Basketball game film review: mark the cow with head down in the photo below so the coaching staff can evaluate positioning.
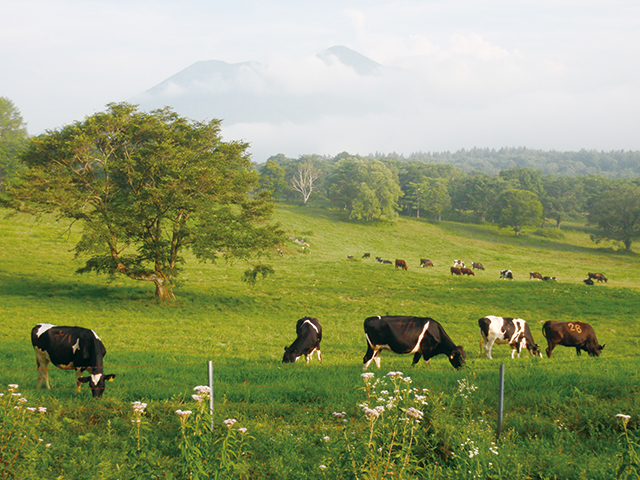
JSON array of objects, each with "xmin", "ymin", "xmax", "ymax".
[
  {"xmin": 283, "ymin": 316, "xmax": 323, "ymax": 364},
  {"xmin": 479, "ymin": 316, "xmax": 542, "ymax": 359},
  {"xmin": 31, "ymin": 324, "xmax": 116, "ymax": 398},
  {"xmin": 363, "ymin": 315, "xmax": 466, "ymax": 370},
  {"xmin": 542, "ymin": 321, "xmax": 605, "ymax": 357}
]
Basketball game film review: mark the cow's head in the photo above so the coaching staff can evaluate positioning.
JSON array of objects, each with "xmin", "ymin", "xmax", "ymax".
[
  {"xmin": 449, "ymin": 346, "xmax": 466, "ymax": 369},
  {"xmin": 282, "ymin": 346, "xmax": 298, "ymax": 363},
  {"xmin": 78, "ymin": 373, "xmax": 116, "ymax": 398},
  {"xmin": 527, "ymin": 342, "xmax": 543, "ymax": 358},
  {"xmin": 592, "ymin": 344, "xmax": 606, "ymax": 357}
]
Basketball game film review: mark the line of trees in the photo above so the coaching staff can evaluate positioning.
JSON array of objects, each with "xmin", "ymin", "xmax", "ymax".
[{"xmin": 259, "ymin": 152, "xmax": 640, "ymax": 251}]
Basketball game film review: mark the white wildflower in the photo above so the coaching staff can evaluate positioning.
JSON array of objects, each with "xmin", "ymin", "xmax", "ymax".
[
  {"xmin": 8, "ymin": 384, "xmax": 18, "ymax": 391},
  {"xmin": 332, "ymin": 411, "xmax": 346, "ymax": 419},
  {"xmin": 323, "ymin": 436, "xmax": 330, "ymax": 442},
  {"xmin": 193, "ymin": 385, "xmax": 211, "ymax": 396},
  {"xmin": 617, "ymin": 414, "xmax": 631, "ymax": 420},
  {"xmin": 223, "ymin": 418, "xmax": 237, "ymax": 428},
  {"xmin": 175, "ymin": 409, "xmax": 192, "ymax": 417},
  {"xmin": 238, "ymin": 428, "xmax": 247, "ymax": 434},
  {"xmin": 319, "ymin": 465, "xmax": 327, "ymax": 470},
  {"xmin": 406, "ymin": 407, "xmax": 424, "ymax": 421}
]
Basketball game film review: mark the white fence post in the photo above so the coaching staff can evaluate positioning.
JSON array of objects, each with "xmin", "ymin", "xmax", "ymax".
[
  {"xmin": 208, "ymin": 360, "xmax": 214, "ymax": 432},
  {"xmin": 496, "ymin": 363, "xmax": 505, "ymax": 438}
]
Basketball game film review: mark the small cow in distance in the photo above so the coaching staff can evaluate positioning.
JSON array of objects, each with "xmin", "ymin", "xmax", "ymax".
[
  {"xmin": 500, "ymin": 270, "xmax": 514, "ymax": 280},
  {"xmin": 588, "ymin": 272, "xmax": 608, "ymax": 283},
  {"xmin": 450, "ymin": 266, "xmax": 462, "ymax": 276},
  {"xmin": 584, "ymin": 278, "xmax": 594, "ymax": 285},
  {"xmin": 31, "ymin": 324, "xmax": 116, "ymax": 398},
  {"xmin": 363, "ymin": 315, "xmax": 465, "ymax": 370},
  {"xmin": 543, "ymin": 276, "xmax": 558, "ymax": 281},
  {"xmin": 453, "ymin": 259, "xmax": 465, "ymax": 268},
  {"xmin": 420, "ymin": 259, "xmax": 434, "ymax": 267},
  {"xmin": 395, "ymin": 259, "xmax": 408, "ymax": 270},
  {"xmin": 542, "ymin": 321, "xmax": 605, "ymax": 357},
  {"xmin": 529, "ymin": 272, "xmax": 543, "ymax": 280},
  {"xmin": 479, "ymin": 316, "xmax": 542, "ymax": 359},
  {"xmin": 460, "ymin": 267, "xmax": 475, "ymax": 276},
  {"xmin": 471, "ymin": 262, "xmax": 485, "ymax": 270},
  {"xmin": 283, "ymin": 317, "xmax": 323, "ymax": 364},
  {"xmin": 363, "ymin": 253, "xmax": 371, "ymax": 259}
]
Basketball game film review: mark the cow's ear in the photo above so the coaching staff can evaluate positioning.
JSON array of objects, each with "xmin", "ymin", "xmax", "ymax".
[
  {"xmin": 105, "ymin": 374, "xmax": 116, "ymax": 382},
  {"xmin": 78, "ymin": 376, "xmax": 91, "ymax": 384}
]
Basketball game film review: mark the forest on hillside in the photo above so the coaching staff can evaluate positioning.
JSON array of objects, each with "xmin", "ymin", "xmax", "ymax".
[{"xmin": 259, "ymin": 152, "xmax": 640, "ymax": 250}]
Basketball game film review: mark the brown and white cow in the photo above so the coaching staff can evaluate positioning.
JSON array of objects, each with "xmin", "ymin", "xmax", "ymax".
[
  {"xmin": 420, "ymin": 259, "xmax": 434, "ymax": 267},
  {"xmin": 363, "ymin": 315, "xmax": 465, "ymax": 370},
  {"xmin": 395, "ymin": 259, "xmax": 408, "ymax": 270},
  {"xmin": 587, "ymin": 272, "xmax": 608, "ymax": 283},
  {"xmin": 31, "ymin": 324, "xmax": 116, "ymax": 398},
  {"xmin": 471, "ymin": 262, "xmax": 485, "ymax": 270},
  {"xmin": 500, "ymin": 270, "xmax": 514, "ymax": 280},
  {"xmin": 529, "ymin": 272, "xmax": 543, "ymax": 280},
  {"xmin": 478, "ymin": 316, "xmax": 542, "ymax": 359},
  {"xmin": 542, "ymin": 321, "xmax": 605, "ymax": 357}
]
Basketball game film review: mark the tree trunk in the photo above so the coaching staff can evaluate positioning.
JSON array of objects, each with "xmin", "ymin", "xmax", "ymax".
[{"xmin": 155, "ymin": 281, "xmax": 174, "ymax": 300}]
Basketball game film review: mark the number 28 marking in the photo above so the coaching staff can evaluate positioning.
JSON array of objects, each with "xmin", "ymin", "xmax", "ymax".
[{"xmin": 568, "ymin": 323, "xmax": 582, "ymax": 334}]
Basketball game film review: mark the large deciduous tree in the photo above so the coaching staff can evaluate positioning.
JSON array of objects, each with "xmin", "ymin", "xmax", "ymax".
[
  {"xmin": 7, "ymin": 103, "xmax": 283, "ymax": 299},
  {"xmin": 493, "ymin": 189, "xmax": 543, "ymax": 236},
  {"xmin": 588, "ymin": 181, "xmax": 640, "ymax": 251}
]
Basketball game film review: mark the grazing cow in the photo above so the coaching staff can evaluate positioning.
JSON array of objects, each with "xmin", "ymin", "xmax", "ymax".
[
  {"xmin": 450, "ymin": 266, "xmax": 462, "ymax": 276},
  {"xmin": 453, "ymin": 259, "xmax": 465, "ymax": 268},
  {"xmin": 363, "ymin": 253, "xmax": 371, "ymax": 259},
  {"xmin": 31, "ymin": 324, "xmax": 116, "ymax": 398},
  {"xmin": 383, "ymin": 259, "xmax": 393, "ymax": 264},
  {"xmin": 500, "ymin": 270, "xmax": 514, "ymax": 280},
  {"xmin": 363, "ymin": 316, "xmax": 465, "ymax": 370},
  {"xmin": 542, "ymin": 276, "xmax": 557, "ymax": 281},
  {"xmin": 588, "ymin": 272, "xmax": 608, "ymax": 283},
  {"xmin": 460, "ymin": 267, "xmax": 475, "ymax": 276},
  {"xmin": 478, "ymin": 316, "xmax": 542, "ymax": 359},
  {"xmin": 395, "ymin": 259, "xmax": 408, "ymax": 270},
  {"xmin": 542, "ymin": 321, "xmax": 605, "ymax": 357},
  {"xmin": 420, "ymin": 259, "xmax": 434, "ymax": 267},
  {"xmin": 283, "ymin": 317, "xmax": 323, "ymax": 363},
  {"xmin": 529, "ymin": 272, "xmax": 543, "ymax": 280},
  {"xmin": 471, "ymin": 262, "xmax": 485, "ymax": 270},
  {"xmin": 583, "ymin": 278, "xmax": 594, "ymax": 285}
]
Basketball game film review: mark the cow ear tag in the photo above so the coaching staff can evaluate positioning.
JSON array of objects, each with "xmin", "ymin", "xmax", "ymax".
[
  {"xmin": 109, "ymin": 377, "xmax": 114, "ymax": 382},
  {"xmin": 450, "ymin": 355, "xmax": 454, "ymax": 359}
]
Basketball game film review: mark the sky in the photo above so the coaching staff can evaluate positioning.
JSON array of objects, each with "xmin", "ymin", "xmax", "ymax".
[{"xmin": 3, "ymin": 0, "xmax": 640, "ymax": 162}]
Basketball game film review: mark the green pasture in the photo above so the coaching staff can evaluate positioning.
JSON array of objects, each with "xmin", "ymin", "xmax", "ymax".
[{"xmin": 1, "ymin": 205, "xmax": 639, "ymax": 479}]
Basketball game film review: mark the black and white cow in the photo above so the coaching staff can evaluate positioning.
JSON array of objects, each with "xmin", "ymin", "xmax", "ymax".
[
  {"xmin": 363, "ymin": 316, "xmax": 466, "ymax": 370},
  {"xmin": 478, "ymin": 316, "xmax": 542, "ymax": 359},
  {"xmin": 283, "ymin": 317, "xmax": 323, "ymax": 363},
  {"xmin": 500, "ymin": 269, "xmax": 514, "ymax": 280},
  {"xmin": 31, "ymin": 324, "xmax": 116, "ymax": 398}
]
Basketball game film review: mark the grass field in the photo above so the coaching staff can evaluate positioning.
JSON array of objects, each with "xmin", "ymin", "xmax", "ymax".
[{"xmin": 1, "ymin": 205, "xmax": 639, "ymax": 479}]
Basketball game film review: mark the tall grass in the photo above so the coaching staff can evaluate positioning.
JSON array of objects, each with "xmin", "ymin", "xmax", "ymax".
[{"xmin": 1, "ymin": 205, "xmax": 639, "ymax": 478}]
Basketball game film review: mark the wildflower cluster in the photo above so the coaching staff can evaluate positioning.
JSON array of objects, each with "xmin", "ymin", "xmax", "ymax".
[
  {"xmin": 320, "ymin": 372, "xmax": 432, "ymax": 478},
  {"xmin": 174, "ymin": 385, "xmax": 251, "ymax": 480},
  {"xmin": 616, "ymin": 413, "xmax": 639, "ymax": 479},
  {"xmin": 1, "ymin": 384, "xmax": 51, "ymax": 478}
]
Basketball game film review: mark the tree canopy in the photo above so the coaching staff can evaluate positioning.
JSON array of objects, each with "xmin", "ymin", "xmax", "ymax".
[
  {"xmin": 7, "ymin": 103, "xmax": 283, "ymax": 299},
  {"xmin": 0, "ymin": 97, "xmax": 29, "ymax": 187},
  {"xmin": 588, "ymin": 181, "xmax": 640, "ymax": 251}
]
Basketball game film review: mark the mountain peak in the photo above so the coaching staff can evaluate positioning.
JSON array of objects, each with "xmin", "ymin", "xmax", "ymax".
[{"xmin": 317, "ymin": 46, "xmax": 382, "ymax": 76}]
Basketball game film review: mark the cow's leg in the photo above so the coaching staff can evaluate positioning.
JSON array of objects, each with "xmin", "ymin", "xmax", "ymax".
[
  {"xmin": 373, "ymin": 352, "xmax": 381, "ymax": 368},
  {"xmin": 34, "ymin": 348, "xmax": 51, "ymax": 389},
  {"xmin": 576, "ymin": 347, "xmax": 582, "ymax": 356},
  {"xmin": 363, "ymin": 346, "xmax": 376, "ymax": 370},
  {"xmin": 484, "ymin": 338, "xmax": 495, "ymax": 359},
  {"xmin": 76, "ymin": 368, "xmax": 83, "ymax": 392},
  {"xmin": 412, "ymin": 352, "xmax": 422, "ymax": 365},
  {"xmin": 317, "ymin": 349, "xmax": 322, "ymax": 363},
  {"xmin": 546, "ymin": 343, "xmax": 554, "ymax": 358}
]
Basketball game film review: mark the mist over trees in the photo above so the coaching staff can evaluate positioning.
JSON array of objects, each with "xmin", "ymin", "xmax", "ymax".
[{"xmin": 258, "ymin": 151, "xmax": 640, "ymax": 250}]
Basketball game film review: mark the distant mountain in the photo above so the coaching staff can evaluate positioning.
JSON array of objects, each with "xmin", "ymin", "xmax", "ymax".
[
  {"xmin": 131, "ymin": 46, "xmax": 388, "ymax": 125},
  {"xmin": 317, "ymin": 46, "xmax": 382, "ymax": 76}
]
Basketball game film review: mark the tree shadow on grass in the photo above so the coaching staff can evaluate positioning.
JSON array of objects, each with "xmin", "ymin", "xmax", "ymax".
[{"xmin": 438, "ymin": 222, "xmax": 640, "ymax": 259}]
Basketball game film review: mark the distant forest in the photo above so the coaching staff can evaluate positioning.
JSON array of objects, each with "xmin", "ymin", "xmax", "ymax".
[{"xmin": 374, "ymin": 148, "xmax": 640, "ymax": 178}]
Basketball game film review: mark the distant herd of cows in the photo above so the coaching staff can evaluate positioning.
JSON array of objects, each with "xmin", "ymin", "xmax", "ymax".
[{"xmin": 357, "ymin": 253, "xmax": 609, "ymax": 285}]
